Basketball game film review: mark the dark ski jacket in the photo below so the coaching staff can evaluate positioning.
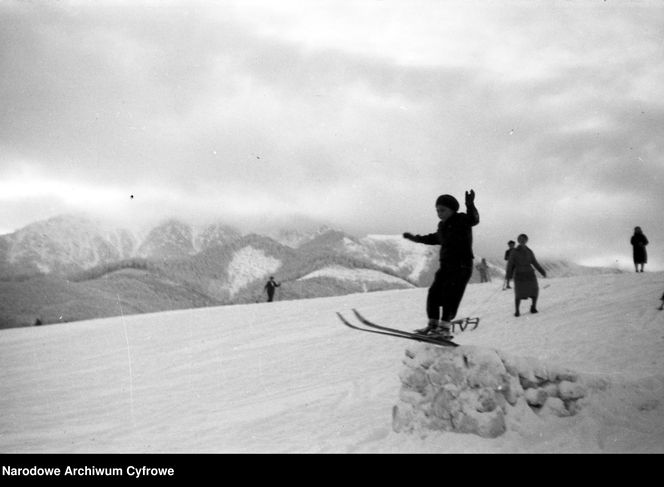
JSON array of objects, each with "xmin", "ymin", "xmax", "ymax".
[
  {"xmin": 265, "ymin": 280, "xmax": 280, "ymax": 293},
  {"xmin": 408, "ymin": 203, "xmax": 480, "ymax": 269}
]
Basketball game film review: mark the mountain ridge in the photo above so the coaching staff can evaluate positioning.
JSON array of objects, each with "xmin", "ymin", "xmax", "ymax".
[{"xmin": 0, "ymin": 214, "xmax": 623, "ymax": 328}]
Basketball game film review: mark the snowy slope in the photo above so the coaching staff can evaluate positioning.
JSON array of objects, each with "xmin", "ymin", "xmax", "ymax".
[
  {"xmin": 1, "ymin": 272, "xmax": 663, "ymax": 453},
  {"xmin": 297, "ymin": 265, "xmax": 413, "ymax": 287}
]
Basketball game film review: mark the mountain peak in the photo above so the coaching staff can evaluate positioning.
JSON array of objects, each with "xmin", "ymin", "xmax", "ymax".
[
  {"xmin": 137, "ymin": 219, "xmax": 195, "ymax": 259},
  {"xmin": 1, "ymin": 214, "xmax": 138, "ymax": 276}
]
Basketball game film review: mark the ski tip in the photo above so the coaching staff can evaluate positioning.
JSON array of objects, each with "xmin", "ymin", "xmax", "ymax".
[{"xmin": 351, "ymin": 308, "xmax": 365, "ymax": 320}]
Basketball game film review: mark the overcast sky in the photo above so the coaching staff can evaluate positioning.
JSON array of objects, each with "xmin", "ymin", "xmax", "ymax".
[{"xmin": 1, "ymin": 0, "xmax": 663, "ymax": 269}]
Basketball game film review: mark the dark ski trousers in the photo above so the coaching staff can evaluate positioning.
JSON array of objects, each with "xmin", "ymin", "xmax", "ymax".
[{"xmin": 427, "ymin": 265, "xmax": 473, "ymax": 322}]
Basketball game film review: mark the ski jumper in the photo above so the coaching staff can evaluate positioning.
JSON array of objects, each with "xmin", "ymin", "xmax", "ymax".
[{"xmin": 409, "ymin": 202, "xmax": 479, "ymax": 322}]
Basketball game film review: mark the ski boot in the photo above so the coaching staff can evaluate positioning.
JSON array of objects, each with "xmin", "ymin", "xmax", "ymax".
[
  {"xmin": 429, "ymin": 320, "xmax": 454, "ymax": 340},
  {"xmin": 414, "ymin": 319, "xmax": 439, "ymax": 335}
]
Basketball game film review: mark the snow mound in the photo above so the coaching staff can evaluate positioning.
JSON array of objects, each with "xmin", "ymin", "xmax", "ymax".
[{"xmin": 393, "ymin": 344, "xmax": 602, "ymax": 438}]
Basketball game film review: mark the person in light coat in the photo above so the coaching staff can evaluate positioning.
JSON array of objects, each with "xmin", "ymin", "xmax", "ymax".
[
  {"xmin": 506, "ymin": 234, "xmax": 546, "ymax": 317},
  {"xmin": 476, "ymin": 258, "xmax": 490, "ymax": 283}
]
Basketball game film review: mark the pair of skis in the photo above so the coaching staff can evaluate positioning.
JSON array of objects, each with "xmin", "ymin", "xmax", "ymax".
[{"xmin": 337, "ymin": 309, "xmax": 479, "ymax": 348}]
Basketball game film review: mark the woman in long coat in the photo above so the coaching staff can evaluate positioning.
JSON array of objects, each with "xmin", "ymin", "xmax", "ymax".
[
  {"xmin": 630, "ymin": 226, "xmax": 649, "ymax": 273},
  {"xmin": 506, "ymin": 234, "xmax": 546, "ymax": 317}
]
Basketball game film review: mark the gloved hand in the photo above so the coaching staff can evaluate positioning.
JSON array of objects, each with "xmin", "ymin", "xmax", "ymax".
[
  {"xmin": 465, "ymin": 189, "xmax": 475, "ymax": 207},
  {"xmin": 403, "ymin": 232, "xmax": 415, "ymax": 241}
]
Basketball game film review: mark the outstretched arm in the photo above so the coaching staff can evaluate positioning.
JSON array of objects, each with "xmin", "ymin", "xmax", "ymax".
[{"xmin": 403, "ymin": 231, "xmax": 439, "ymax": 245}]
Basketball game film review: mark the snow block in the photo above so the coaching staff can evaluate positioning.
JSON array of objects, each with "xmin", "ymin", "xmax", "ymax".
[
  {"xmin": 398, "ymin": 367, "xmax": 428, "ymax": 394},
  {"xmin": 525, "ymin": 387, "xmax": 548, "ymax": 407},
  {"xmin": 558, "ymin": 381, "xmax": 586, "ymax": 400},
  {"xmin": 393, "ymin": 345, "xmax": 588, "ymax": 438},
  {"xmin": 540, "ymin": 397, "xmax": 571, "ymax": 418}
]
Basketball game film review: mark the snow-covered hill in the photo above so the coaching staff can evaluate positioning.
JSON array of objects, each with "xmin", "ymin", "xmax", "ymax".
[
  {"xmin": 344, "ymin": 234, "xmax": 438, "ymax": 284},
  {"xmin": 297, "ymin": 265, "xmax": 414, "ymax": 288},
  {"xmin": 264, "ymin": 225, "xmax": 336, "ymax": 249},
  {"xmin": 1, "ymin": 272, "xmax": 663, "ymax": 453}
]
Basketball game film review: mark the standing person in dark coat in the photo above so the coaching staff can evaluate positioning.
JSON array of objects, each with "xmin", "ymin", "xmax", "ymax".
[
  {"xmin": 630, "ymin": 226, "xmax": 649, "ymax": 273},
  {"xmin": 264, "ymin": 276, "xmax": 280, "ymax": 302},
  {"xmin": 503, "ymin": 240, "xmax": 516, "ymax": 289},
  {"xmin": 403, "ymin": 190, "xmax": 479, "ymax": 339},
  {"xmin": 506, "ymin": 234, "xmax": 546, "ymax": 317}
]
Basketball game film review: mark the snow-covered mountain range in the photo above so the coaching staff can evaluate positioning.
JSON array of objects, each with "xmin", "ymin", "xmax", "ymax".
[
  {"xmin": 0, "ymin": 214, "xmax": 435, "ymax": 283},
  {"xmin": 0, "ymin": 214, "xmax": 622, "ymax": 328}
]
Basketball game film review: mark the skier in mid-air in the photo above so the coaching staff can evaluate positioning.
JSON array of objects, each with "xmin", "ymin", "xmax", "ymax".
[{"xmin": 403, "ymin": 190, "xmax": 479, "ymax": 339}]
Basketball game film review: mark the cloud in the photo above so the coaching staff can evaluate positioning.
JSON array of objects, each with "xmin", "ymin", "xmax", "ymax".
[{"xmin": 1, "ymin": 1, "xmax": 663, "ymax": 269}]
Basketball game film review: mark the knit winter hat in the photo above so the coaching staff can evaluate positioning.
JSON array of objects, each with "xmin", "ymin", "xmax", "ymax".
[{"xmin": 435, "ymin": 194, "xmax": 459, "ymax": 212}]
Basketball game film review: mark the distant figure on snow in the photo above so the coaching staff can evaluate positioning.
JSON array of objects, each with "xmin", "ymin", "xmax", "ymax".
[
  {"xmin": 658, "ymin": 291, "xmax": 664, "ymax": 311},
  {"xmin": 630, "ymin": 226, "xmax": 649, "ymax": 273},
  {"xmin": 403, "ymin": 190, "xmax": 479, "ymax": 339},
  {"xmin": 503, "ymin": 240, "xmax": 516, "ymax": 289},
  {"xmin": 476, "ymin": 258, "xmax": 491, "ymax": 283},
  {"xmin": 264, "ymin": 276, "xmax": 281, "ymax": 302},
  {"xmin": 506, "ymin": 234, "xmax": 546, "ymax": 317}
]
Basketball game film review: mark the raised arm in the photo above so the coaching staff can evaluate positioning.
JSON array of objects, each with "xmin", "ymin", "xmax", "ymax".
[{"xmin": 465, "ymin": 189, "xmax": 479, "ymax": 226}]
